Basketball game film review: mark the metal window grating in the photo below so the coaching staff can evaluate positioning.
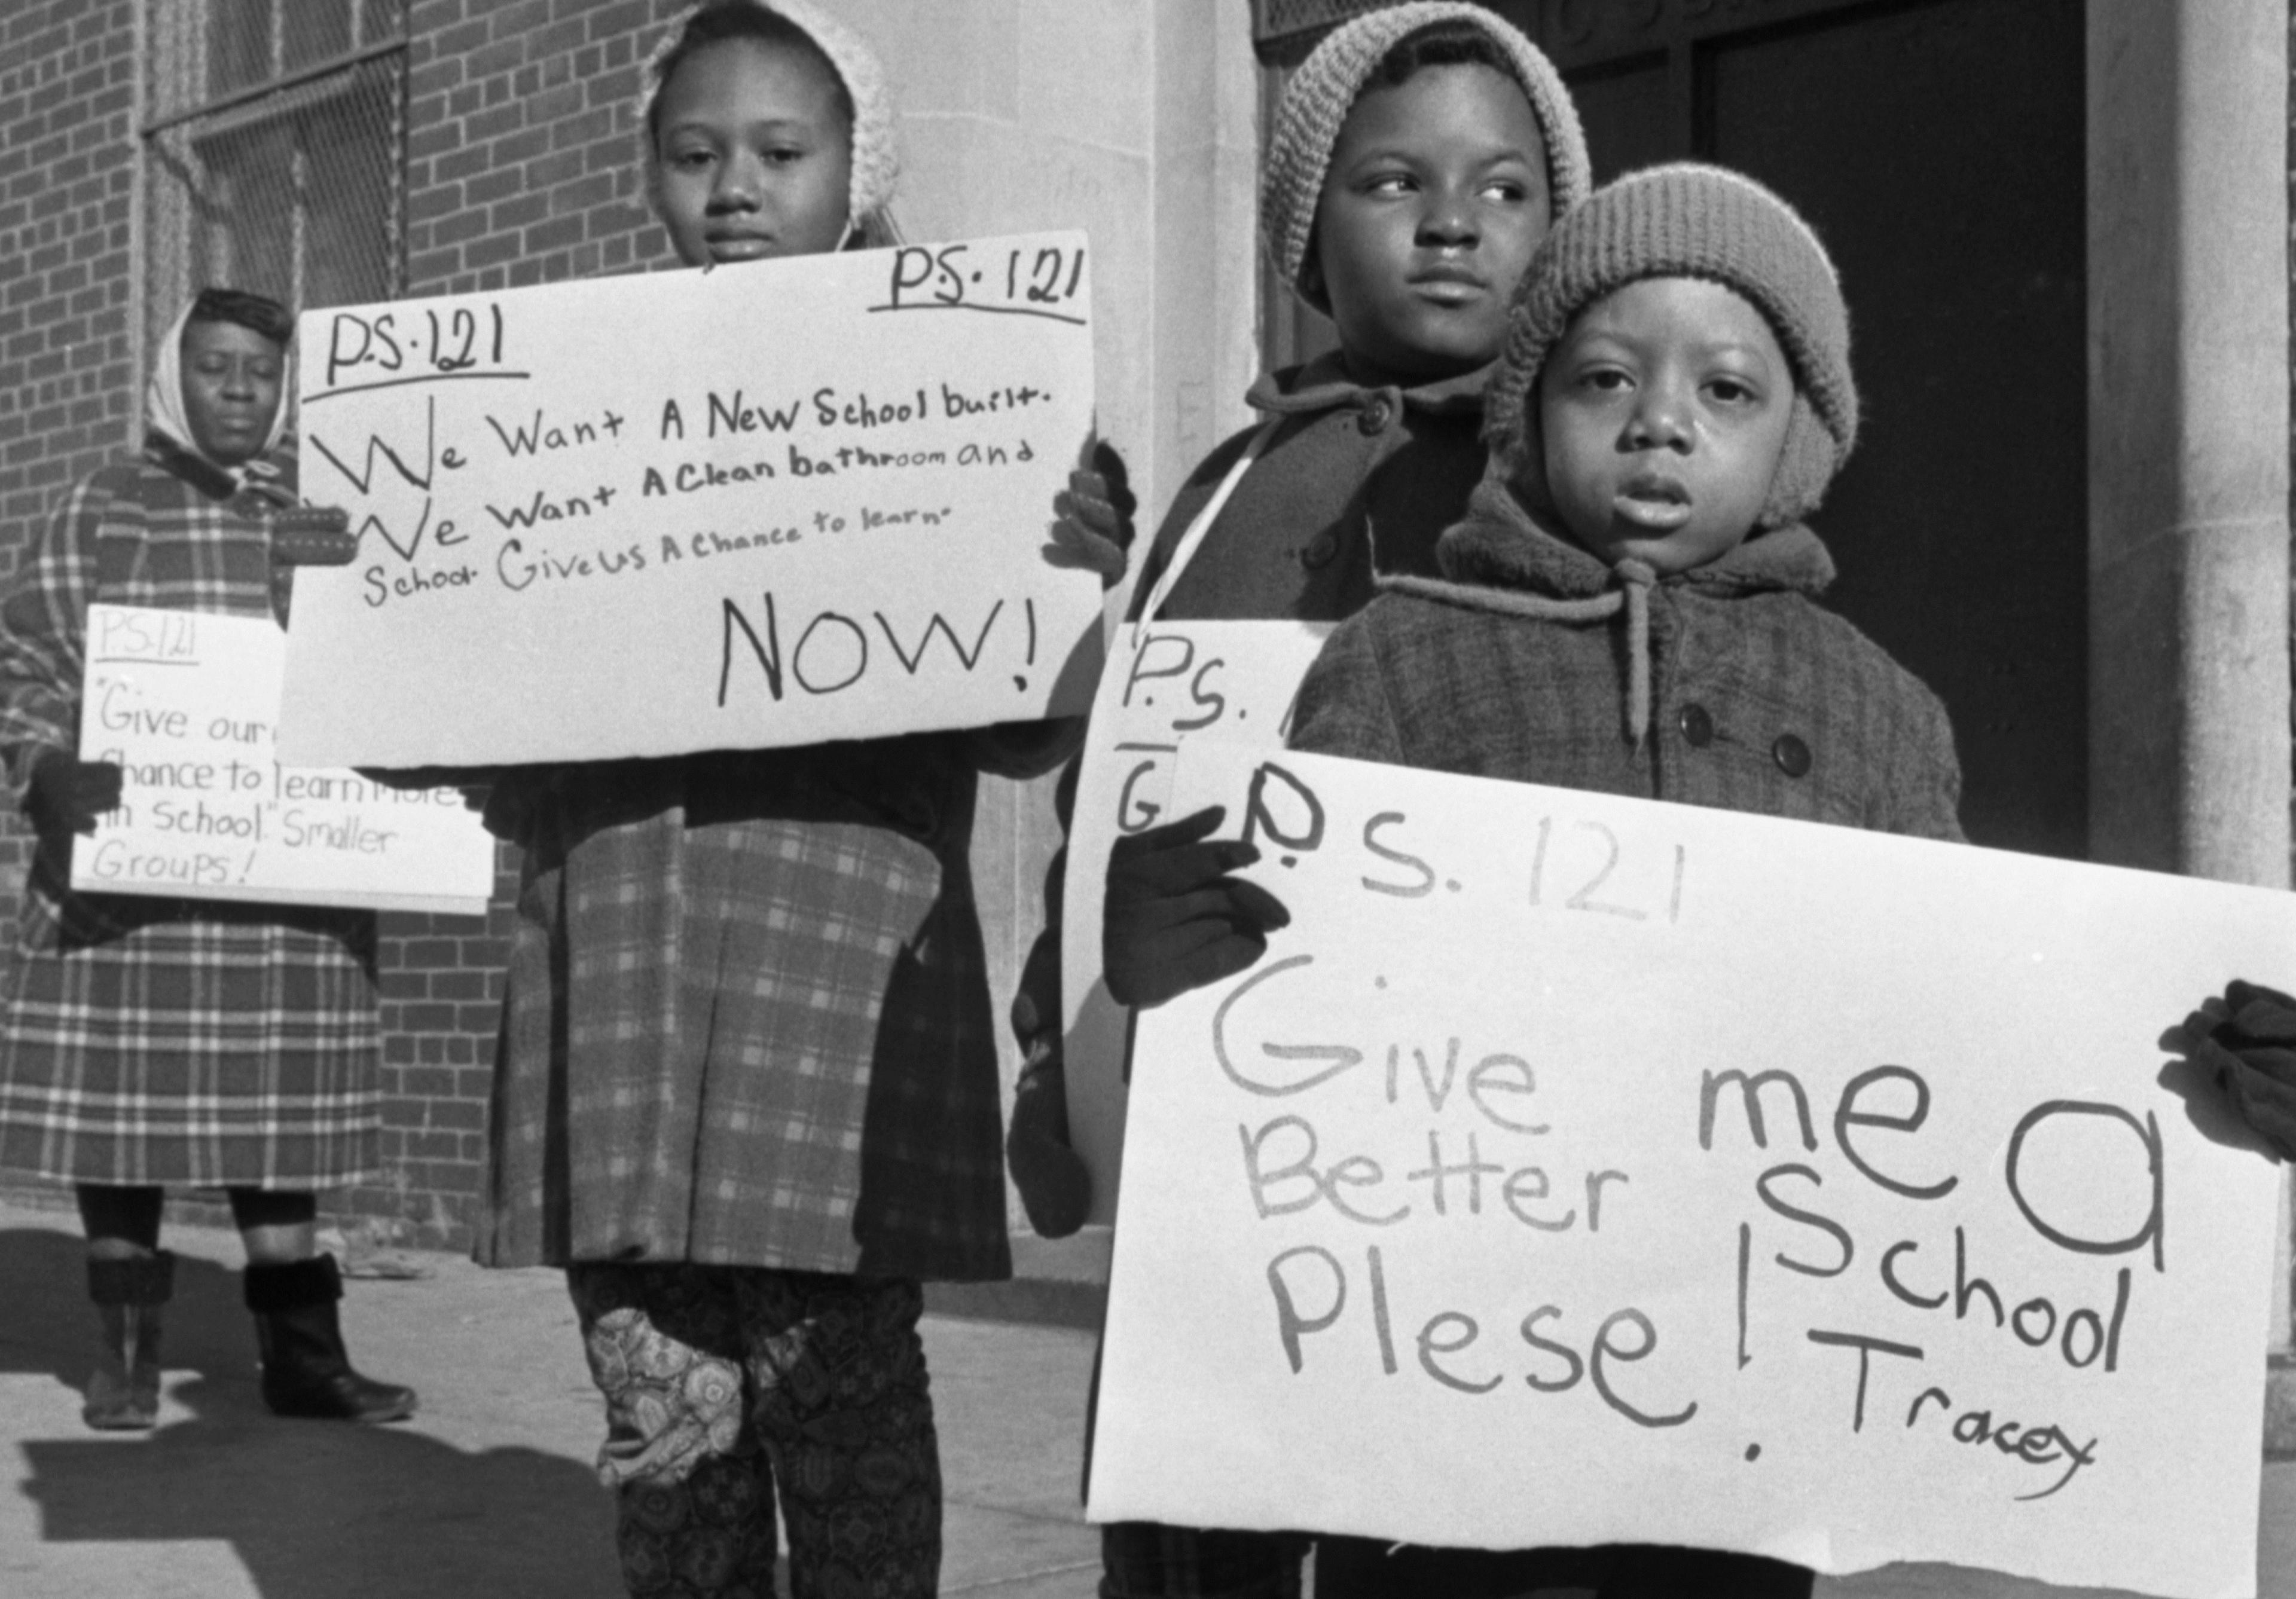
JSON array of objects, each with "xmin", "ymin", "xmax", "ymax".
[{"xmin": 141, "ymin": 0, "xmax": 408, "ymax": 360}]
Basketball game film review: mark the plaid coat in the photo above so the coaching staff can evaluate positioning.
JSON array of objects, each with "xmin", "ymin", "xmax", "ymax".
[
  {"xmin": 1288, "ymin": 488, "xmax": 1965, "ymax": 841},
  {"xmin": 477, "ymin": 721, "xmax": 1074, "ymax": 1281},
  {"xmin": 0, "ymin": 447, "xmax": 381, "ymax": 1188}
]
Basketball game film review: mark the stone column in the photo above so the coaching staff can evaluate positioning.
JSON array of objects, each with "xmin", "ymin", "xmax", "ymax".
[
  {"xmin": 835, "ymin": 0, "xmax": 1262, "ymax": 1236},
  {"xmin": 2086, "ymin": 0, "xmax": 2292, "ymax": 1358}
]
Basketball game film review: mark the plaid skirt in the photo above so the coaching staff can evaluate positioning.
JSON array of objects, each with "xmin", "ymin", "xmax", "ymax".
[
  {"xmin": 0, "ymin": 863, "xmax": 382, "ymax": 1189},
  {"xmin": 477, "ymin": 743, "xmax": 1012, "ymax": 1282}
]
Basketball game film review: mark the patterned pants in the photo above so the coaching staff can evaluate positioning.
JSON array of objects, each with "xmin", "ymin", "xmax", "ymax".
[{"xmin": 567, "ymin": 1262, "xmax": 940, "ymax": 1599}]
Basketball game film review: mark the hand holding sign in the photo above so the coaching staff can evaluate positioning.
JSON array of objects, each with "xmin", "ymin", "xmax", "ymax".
[
  {"xmin": 28, "ymin": 750, "xmax": 123, "ymax": 836},
  {"xmin": 2187, "ymin": 981, "xmax": 2296, "ymax": 1163},
  {"xmin": 1103, "ymin": 805, "xmax": 1292, "ymax": 1009}
]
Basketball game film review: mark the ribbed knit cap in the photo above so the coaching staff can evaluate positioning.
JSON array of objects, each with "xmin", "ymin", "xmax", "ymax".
[
  {"xmin": 639, "ymin": 0, "xmax": 900, "ymax": 239},
  {"xmin": 1485, "ymin": 163, "xmax": 1856, "ymax": 527},
  {"xmin": 1260, "ymin": 1, "xmax": 1590, "ymax": 299}
]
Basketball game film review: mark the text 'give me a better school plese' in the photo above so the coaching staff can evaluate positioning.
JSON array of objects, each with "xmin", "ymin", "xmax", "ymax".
[{"xmin": 1090, "ymin": 744, "xmax": 2295, "ymax": 1599}]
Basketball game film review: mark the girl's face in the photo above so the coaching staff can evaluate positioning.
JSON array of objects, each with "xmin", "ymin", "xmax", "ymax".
[
  {"xmin": 652, "ymin": 36, "xmax": 853, "ymax": 268},
  {"xmin": 1308, "ymin": 63, "xmax": 1550, "ymax": 386},
  {"xmin": 180, "ymin": 317, "xmax": 284, "ymax": 467},
  {"xmin": 1538, "ymin": 276, "xmax": 1797, "ymax": 575}
]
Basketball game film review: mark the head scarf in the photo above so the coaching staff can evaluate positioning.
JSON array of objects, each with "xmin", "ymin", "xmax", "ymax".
[
  {"xmin": 638, "ymin": 0, "xmax": 902, "ymax": 250},
  {"xmin": 146, "ymin": 289, "xmax": 294, "ymax": 496}
]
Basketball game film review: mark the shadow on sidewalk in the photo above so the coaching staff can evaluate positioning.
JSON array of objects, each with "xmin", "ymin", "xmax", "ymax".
[{"xmin": 0, "ymin": 1227, "xmax": 619, "ymax": 1598}]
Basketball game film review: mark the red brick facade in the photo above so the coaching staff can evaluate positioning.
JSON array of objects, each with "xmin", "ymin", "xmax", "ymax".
[{"xmin": 0, "ymin": 0, "xmax": 698, "ymax": 1246}]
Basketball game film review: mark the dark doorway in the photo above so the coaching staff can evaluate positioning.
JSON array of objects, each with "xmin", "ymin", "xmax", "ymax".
[{"xmin": 1266, "ymin": 0, "xmax": 2089, "ymax": 858}]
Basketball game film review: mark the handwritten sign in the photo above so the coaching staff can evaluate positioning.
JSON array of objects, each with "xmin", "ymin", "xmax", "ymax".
[
  {"xmin": 1089, "ymin": 745, "xmax": 2291, "ymax": 1599},
  {"xmin": 277, "ymin": 233, "xmax": 1101, "ymax": 766},
  {"xmin": 76, "ymin": 605, "xmax": 495, "ymax": 915},
  {"xmin": 1061, "ymin": 619, "xmax": 1330, "ymax": 1222}
]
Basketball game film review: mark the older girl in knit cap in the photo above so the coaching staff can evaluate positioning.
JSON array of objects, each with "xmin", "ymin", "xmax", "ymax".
[
  {"xmin": 1285, "ymin": 161, "xmax": 1962, "ymax": 1597},
  {"xmin": 1000, "ymin": 6, "xmax": 1589, "ymax": 1597},
  {"xmin": 0, "ymin": 287, "xmax": 414, "ymax": 1432},
  {"xmin": 466, "ymin": 4, "xmax": 1116, "ymax": 1596}
]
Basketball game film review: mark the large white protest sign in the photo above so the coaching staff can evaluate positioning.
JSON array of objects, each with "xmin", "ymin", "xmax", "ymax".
[
  {"xmin": 278, "ymin": 233, "xmax": 1101, "ymax": 766},
  {"xmin": 1061, "ymin": 619, "xmax": 1329, "ymax": 1222},
  {"xmin": 75, "ymin": 606, "xmax": 494, "ymax": 915},
  {"xmin": 1091, "ymin": 744, "xmax": 2294, "ymax": 1599}
]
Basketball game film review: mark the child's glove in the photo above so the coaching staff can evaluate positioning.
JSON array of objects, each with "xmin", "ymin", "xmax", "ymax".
[
  {"xmin": 1103, "ymin": 805, "xmax": 1289, "ymax": 1009},
  {"xmin": 270, "ymin": 505, "xmax": 360, "ymax": 566},
  {"xmin": 2186, "ymin": 980, "xmax": 2296, "ymax": 1161},
  {"xmin": 25, "ymin": 750, "xmax": 123, "ymax": 836},
  {"xmin": 1045, "ymin": 442, "xmax": 1135, "ymax": 589},
  {"xmin": 1006, "ymin": 1041, "xmax": 1092, "ymax": 1239}
]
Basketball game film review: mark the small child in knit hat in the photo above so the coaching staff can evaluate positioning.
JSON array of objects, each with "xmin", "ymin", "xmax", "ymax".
[
  {"xmin": 1004, "ymin": 7, "xmax": 1589, "ymax": 1596},
  {"xmin": 1283, "ymin": 163, "xmax": 1964, "ymax": 1596}
]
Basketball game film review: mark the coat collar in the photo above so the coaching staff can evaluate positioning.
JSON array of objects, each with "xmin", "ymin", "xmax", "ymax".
[
  {"xmin": 1436, "ymin": 475, "xmax": 1839, "ymax": 601},
  {"xmin": 1246, "ymin": 350, "xmax": 1490, "ymax": 422}
]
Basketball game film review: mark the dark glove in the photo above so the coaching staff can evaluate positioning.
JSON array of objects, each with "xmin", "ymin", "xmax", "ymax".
[
  {"xmin": 1044, "ymin": 442, "xmax": 1135, "ymax": 590},
  {"xmin": 1103, "ymin": 805, "xmax": 1289, "ymax": 1009},
  {"xmin": 26, "ymin": 750, "xmax": 123, "ymax": 836},
  {"xmin": 270, "ymin": 505, "xmax": 359, "ymax": 566},
  {"xmin": 1007, "ymin": 1042, "xmax": 1092, "ymax": 1239},
  {"xmin": 2186, "ymin": 979, "xmax": 2296, "ymax": 1161}
]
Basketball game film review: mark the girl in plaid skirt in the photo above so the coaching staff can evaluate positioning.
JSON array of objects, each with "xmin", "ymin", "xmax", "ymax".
[
  {"xmin": 465, "ymin": 6, "xmax": 1120, "ymax": 1597},
  {"xmin": 0, "ymin": 288, "xmax": 416, "ymax": 1430}
]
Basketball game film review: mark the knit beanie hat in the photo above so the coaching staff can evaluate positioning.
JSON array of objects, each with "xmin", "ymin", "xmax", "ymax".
[
  {"xmin": 1485, "ymin": 163, "xmax": 1857, "ymax": 528},
  {"xmin": 1260, "ymin": 1, "xmax": 1591, "ymax": 302},
  {"xmin": 639, "ymin": 0, "xmax": 900, "ymax": 241}
]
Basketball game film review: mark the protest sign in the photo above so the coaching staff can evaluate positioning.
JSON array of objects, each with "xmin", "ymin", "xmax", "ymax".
[
  {"xmin": 1061, "ymin": 619, "xmax": 1330, "ymax": 1222},
  {"xmin": 278, "ymin": 233, "xmax": 1101, "ymax": 766},
  {"xmin": 76, "ymin": 604, "xmax": 494, "ymax": 915},
  {"xmin": 1089, "ymin": 744, "xmax": 2292, "ymax": 1599}
]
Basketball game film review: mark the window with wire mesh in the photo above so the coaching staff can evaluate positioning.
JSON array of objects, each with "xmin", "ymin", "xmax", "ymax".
[{"xmin": 142, "ymin": 0, "xmax": 407, "ymax": 359}]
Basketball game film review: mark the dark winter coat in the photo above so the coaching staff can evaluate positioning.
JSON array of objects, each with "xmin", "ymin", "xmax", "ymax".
[
  {"xmin": 1131, "ymin": 351, "xmax": 1488, "ymax": 626},
  {"xmin": 1287, "ymin": 482, "xmax": 1965, "ymax": 842}
]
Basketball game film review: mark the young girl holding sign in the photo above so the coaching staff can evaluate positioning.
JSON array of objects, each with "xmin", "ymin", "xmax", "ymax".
[
  {"xmin": 1001, "ymin": 7, "xmax": 1593, "ymax": 1596},
  {"xmin": 0, "ymin": 288, "xmax": 415, "ymax": 1430},
  {"xmin": 468, "ymin": 5, "xmax": 1117, "ymax": 1597}
]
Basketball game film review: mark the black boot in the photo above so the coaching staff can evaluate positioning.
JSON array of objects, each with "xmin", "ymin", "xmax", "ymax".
[
  {"xmin": 243, "ymin": 1253, "xmax": 416, "ymax": 1422},
  {"xmin": 84, "ymin": 1251, "xmax": 173, "ymax": 1430}
]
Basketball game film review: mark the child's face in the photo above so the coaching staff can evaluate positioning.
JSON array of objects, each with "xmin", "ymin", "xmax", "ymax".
[
  {"xmin": 1310, "ymin": 63, "xmax": 1550, "ymax": 384},
  {"xmin": 1538, "ymin": 276, "xmax": 1797, "ymax": 574},
  {"xmin": 180, "ymin": 317, "xmax": 283, "ymax": 467},
  {"xmin": 652, "ymin": 36, "xmax": 853, "ymax": 268}
]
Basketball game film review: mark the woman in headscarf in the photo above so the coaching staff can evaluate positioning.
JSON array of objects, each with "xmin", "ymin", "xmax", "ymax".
[{"xmin": 0, "ymin": 287, "xmax": 415, "ymax": 1430}]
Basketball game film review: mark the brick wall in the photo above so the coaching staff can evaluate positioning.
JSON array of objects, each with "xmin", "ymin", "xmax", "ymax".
[
  {"xmin": 0, "ymin": 0, "xmax": 696, "ymax": 1248},
  {"xmin": 0, "ymin": 0, "xmax": 141, "ymax": 935}
]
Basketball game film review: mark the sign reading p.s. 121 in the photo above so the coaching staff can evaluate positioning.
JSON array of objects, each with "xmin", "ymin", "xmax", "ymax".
[{"xmin": 279, "ymin": 233, "xmax": 1101, "ymax": 768}]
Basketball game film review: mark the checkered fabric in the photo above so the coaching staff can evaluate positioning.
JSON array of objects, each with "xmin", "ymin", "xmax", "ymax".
[
  {"xmin": 0, "ymin": 451, "xmax": 381, "ymax": 1188},
  {"xmin": 478, "ymin": 738, "xmax": 1013, "ymax": 1281}
]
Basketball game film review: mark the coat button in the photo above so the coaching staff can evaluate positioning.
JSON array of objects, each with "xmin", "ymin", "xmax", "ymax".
[
  {"xmin": 1300, "ymin": 530, "xmax": 1338, "ymax": 570},
  {"xmin": 1357, "ymin": 396, "xmax": 1393, "ymax": 434},
  {"xmin": 1773, "ymin": 733, "xmax": 1812, "ymax": 777},
  {"xmin": 1678, "ymin": 704, "xmax": 1714, "ymax": 747}
]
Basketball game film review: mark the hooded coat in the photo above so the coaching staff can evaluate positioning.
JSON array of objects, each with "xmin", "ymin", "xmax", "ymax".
[{"xmin": 1287, "ymin": 487, "xmax": 1964, "ymax": 843}]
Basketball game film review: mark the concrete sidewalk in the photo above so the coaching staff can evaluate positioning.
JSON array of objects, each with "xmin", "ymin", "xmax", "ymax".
[{"xmin": 0, "ymin": 1196, "xmax": 2288, "ymax": 1598}]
